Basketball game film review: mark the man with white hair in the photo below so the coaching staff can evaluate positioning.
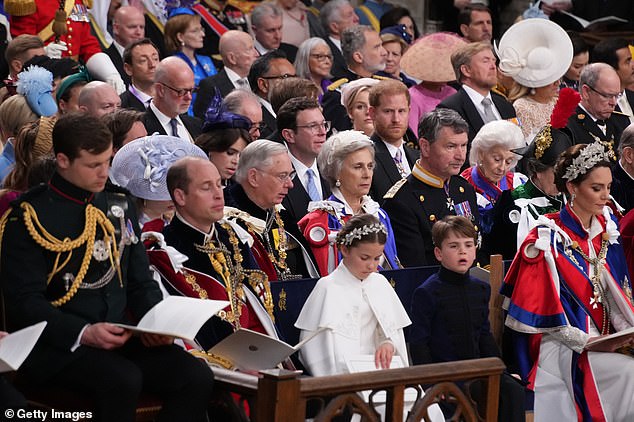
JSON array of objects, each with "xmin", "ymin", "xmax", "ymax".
[
  {"xmin": 143, "ymin": 57, "xmax": 202, "ymax": 141},
  {"xmin": 222, "ymin": 89, "xmax": 266, "ymax": 140},
  {"xmin": 320, "ymin": 0, "xmax": 360, "ymax": 80},
  {"xmin": 193, "ymin": 30, "xmax": 259, "ymax": 116},
  {"xmin": 78, "ymin": 81, "xmax": 121, "ymax": 117},
  {"xmin": 566, "ymin": 62, "xmax": 630, "ymax": 148},
  {"xmin": 228, "ymin": 140, "xmax": 318, "ymax": 281},
  {"xmin": 321, "ymin": 24, "xmax": 387, "ymax": 132}
]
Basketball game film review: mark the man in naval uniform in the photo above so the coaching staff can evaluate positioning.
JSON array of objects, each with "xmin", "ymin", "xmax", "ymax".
[
  {"xmin": 192, "ymin": 0, "xmax": 249, "ymax": 58},
  {"xmin": 566, "ymin": 63, "xmax": 630, "ymax": 152},
  {"xmin": 0, "ymin": 113, "xmax": 213, "ymax": 421},
  {"xmin": 382, "ymin": 108, "xmax": 480, "ymax": 267}
]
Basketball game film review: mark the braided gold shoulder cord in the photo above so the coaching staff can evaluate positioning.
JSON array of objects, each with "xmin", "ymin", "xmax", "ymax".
[{"xmin": 19, "ymin": 202, "xmax": 121, "ymax": 307}]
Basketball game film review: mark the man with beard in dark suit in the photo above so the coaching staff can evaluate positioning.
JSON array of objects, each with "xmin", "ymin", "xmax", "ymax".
[
  {"xmin": 437, "ymin": 41, "xmax": 516, "ymax": 145},
  {"xmin": 143, "ymin": 57, "xmax": 202, "ymax": 141},
  {"xmin": 247, "ymin": 51, "xmax": 296, "ymax": 139},
  {"xmin": 193, "ymin": 30, "xmax": 259, "ymax": 118},
  {"xmin": 566, "ymin": 63, "xmax": 630, "ymax": 151},
  {"xmin": 367, "ymin": 79, "xmax": 417, "ymax": 201},
  {"xmin": 382, "ymin": 108, "xmax": 480, "ymax": 267}
]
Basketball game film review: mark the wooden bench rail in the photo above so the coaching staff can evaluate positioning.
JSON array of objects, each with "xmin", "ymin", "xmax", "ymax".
[{"xmin": 214, "ymin": 357, "xmax": 505, "ymax": 421}]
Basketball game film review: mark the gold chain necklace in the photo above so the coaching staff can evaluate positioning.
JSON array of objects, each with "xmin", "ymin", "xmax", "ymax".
[{"xmin": 565, "ymin": 236, "xmax": 611, "ymax": 335}]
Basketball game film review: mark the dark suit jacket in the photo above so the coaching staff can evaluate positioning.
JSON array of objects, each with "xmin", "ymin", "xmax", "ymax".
[
  {"xmin": 324, "ymin": 36, "xmax": 348, "ymax": 81},
  {"xmin": 436, "ymin": 87, "xmax": 517, "ymax": 143},
  {"xmin": 565, "ymin": 105, "xmax": 630, "ymax": 149},
  {"xmin": 119, "ymin": 90, "xmax": 146, "ymax": 112},
  {"xmin": 143, "ymin": 107, "xmax": 202, "ymax": 140},
  {"xmin": 260, "ymin": 104, "xmax": 277, "ymax": 139},
  {"xmin": 382, "ymin": 173, "xmax": 480, "ymax": 267},
  {"xmin": 321, "ymin": 68, "xmax": 361, "ymax": 133},
  {"xmin": 282, "ymin": 166, "xmax": 331, "ymax": 223},
  {"xmin": 612, "ymin": 163, "xmax": 634, "ymax": 214},
  {"xmin": 193, "ymin": 69, "xmax": 236, "ymax": 118},
  {"xmin": 370, "ymin": 134, "xmax": 418, "ymax": 202},
  {"xmin": 105, "ymin": 43, "xmax": 131, "ymax": 87}
]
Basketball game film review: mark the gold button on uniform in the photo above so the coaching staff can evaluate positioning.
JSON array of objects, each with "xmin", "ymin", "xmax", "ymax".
[
  {"xmin": 419, "ymin": 195, "xmax": 424, "ymax": 202},
  {"xmin": 429, "ymin": 214, "xmax": 436, "ymax": 222},
  {"xmin": 459, "ymin": 186, "xmax": 464, "ymax": 193}
]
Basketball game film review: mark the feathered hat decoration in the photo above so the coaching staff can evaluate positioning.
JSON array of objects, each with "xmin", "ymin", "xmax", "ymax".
[
  {"xmin": 202, "ymin": 88, "xmax": 252, "ymax": 132},
  {"xmin": 16, "ymin": 65, "xmax": 58, "ymax": 117},
  {"xmin": 533, "ymin": 87, "xmax": 580, "ymax": 159}
]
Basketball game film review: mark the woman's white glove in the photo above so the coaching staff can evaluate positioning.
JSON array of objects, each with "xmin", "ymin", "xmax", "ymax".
[
  {"xmin": 44, "ymin": 41, "xmax": 68, "ymax": 59},
  {"xmin": 85, "ymin": 52, "xmax": 126, "ymax": 94}
]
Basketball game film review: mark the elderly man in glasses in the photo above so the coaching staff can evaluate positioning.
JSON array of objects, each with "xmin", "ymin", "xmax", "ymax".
[
  {"xmin": 143, "ymin": 57, "xmax": 202, "ymax": 142},
  {"xmin": 277, "ymin": 97, "xmax": 331, "ymax": 222},
  {"xmin": 566, "ymin": 62, "xmax": 630, "ymax": 150},
  {"xmin": 226, "ymin": 139, "xmax": 319, "ymax": 281}
]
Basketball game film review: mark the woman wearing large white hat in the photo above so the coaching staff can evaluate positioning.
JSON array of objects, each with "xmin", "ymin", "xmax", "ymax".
[{"xmin": 497, "ymin": 19, "xmax": 574, "ymax": 139}]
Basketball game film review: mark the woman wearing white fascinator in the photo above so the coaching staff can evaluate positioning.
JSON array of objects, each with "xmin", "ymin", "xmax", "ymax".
[{"xmin": 497, "ymin": 18, "xmax": 574, "ymax": 138}]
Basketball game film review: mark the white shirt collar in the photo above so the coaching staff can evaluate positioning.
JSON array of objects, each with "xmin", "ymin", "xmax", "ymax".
[
  {"xmin": 224, "ymin": 66, "xmax": 246, "ymax": 87},
  {"xmin": 129, "ymin": 84, "xmax": 152, "ymax": 106},
  {"xmin": 462, "ymin": 84, "xmax": 501, "ymax": 121},
  {"xmin": 254, "ymin": 39, "xmax": 271, "ymax": 55},
  {"xmin": 149, "ymin": 101, "xmax": 192, "ymax": 141},
  {"xmin": 257, "ymin": 96, "xmax": 276, "ymax": 118},
  {"xmin": 113, "ymin": 40, "xmax": 125, "ymax": 57},
  {"xmin": 289, "ymin": 153, "xmax": 322, "ymax": 197}
]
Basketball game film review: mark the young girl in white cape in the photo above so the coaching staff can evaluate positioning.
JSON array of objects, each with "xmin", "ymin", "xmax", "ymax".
[{"xmin": 295, "ymin": 214, "xmax": 444, "ymax": 421}]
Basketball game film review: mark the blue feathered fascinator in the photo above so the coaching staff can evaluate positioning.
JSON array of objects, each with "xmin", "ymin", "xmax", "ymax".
[
  {"xmin": 202, "ymin": 88, "xmax": 252, "ymax": 132},
  {"xmin": 16, "ymin": 65, "xmax": 58, "ymax": 117}
]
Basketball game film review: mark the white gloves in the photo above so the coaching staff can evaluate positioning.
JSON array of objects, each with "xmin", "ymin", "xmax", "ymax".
[
  {"xmin": 85, "ymin": 52, "xmax": 126, "ymax": 94},
  {"xmin": 44, "ymin": 41, "xmax": 68, "ymax": 59}
]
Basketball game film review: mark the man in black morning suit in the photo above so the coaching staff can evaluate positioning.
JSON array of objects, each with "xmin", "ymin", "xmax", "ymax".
[
  {"xmin": 566, "ymin": 63, "xmax": 630, "ymax": 149},
  {"xmin": 119, "ymin": 39, "xmax": 159, "ymax": 112},
  {"xmin": 193, "ymin": 30, "xmax": 259, "ymax": 118},
  {"xmin": 437, "ymin": 41, "xmax": 516, "ymax": 144},
  {"xmin": 322, "ymin": 25, "xmax": 387, "ymax": 133},
  {"xmin": 382, "ymin": 109, "xmax": 480, "ymax": 267},
  {"xmin": 0, "ymin": 113, "xmax": 212, "ymax": 421},
  {"xmin": 278, "ymin": 97, "xmax": 331, "ymax": 222},
  {"xmin": 105, "ymin": 6, "xmax": 147, "ymax": 88},
  {"xmin": 319, "ymin": 0, "xmax": 360, "ymax": 80},
  {"xmin": 367, "ymin": 79, "xmax": 418, "ymax": 201},
  {"xmin": 612, "ymin": 125, "xmax": 634, "ymax": 214},
  {"xmin": 143, "ymin": 57, "xmax": 202, "ymax": 141}
]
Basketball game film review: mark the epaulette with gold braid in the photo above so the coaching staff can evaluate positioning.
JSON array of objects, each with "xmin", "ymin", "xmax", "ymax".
[
  {"xmin": 327, "ymin": 78, "xmax": 348, "ymax": 91},
  {"xmin": 612, "ymin": 110, "xmax": 631, "ymax": 116},
  {"xmin": 383, "ymin": 178, "xmax": 408, "ymax": 199},
  {"xmin": 371, "ymin": 74, "xmax": 389, "ymax": 81}
]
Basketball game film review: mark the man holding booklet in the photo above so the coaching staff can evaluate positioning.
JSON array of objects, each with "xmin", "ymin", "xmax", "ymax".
[
  {"xmin": 146, "ymin": 156, "xmax": 280, "ymax": 354},
  {"xmin": 0, "ymin": 113, "xmax": 213, "ymax": 421}
]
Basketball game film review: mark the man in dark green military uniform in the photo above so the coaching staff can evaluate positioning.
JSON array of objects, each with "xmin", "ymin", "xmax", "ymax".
[
  {"xmin": 382, "ymin": 108, "xmax": 480, "ymax": 267},
  {"xmin": 0, "ymin": 113, "xmax": 213, "ymax": 422}
]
